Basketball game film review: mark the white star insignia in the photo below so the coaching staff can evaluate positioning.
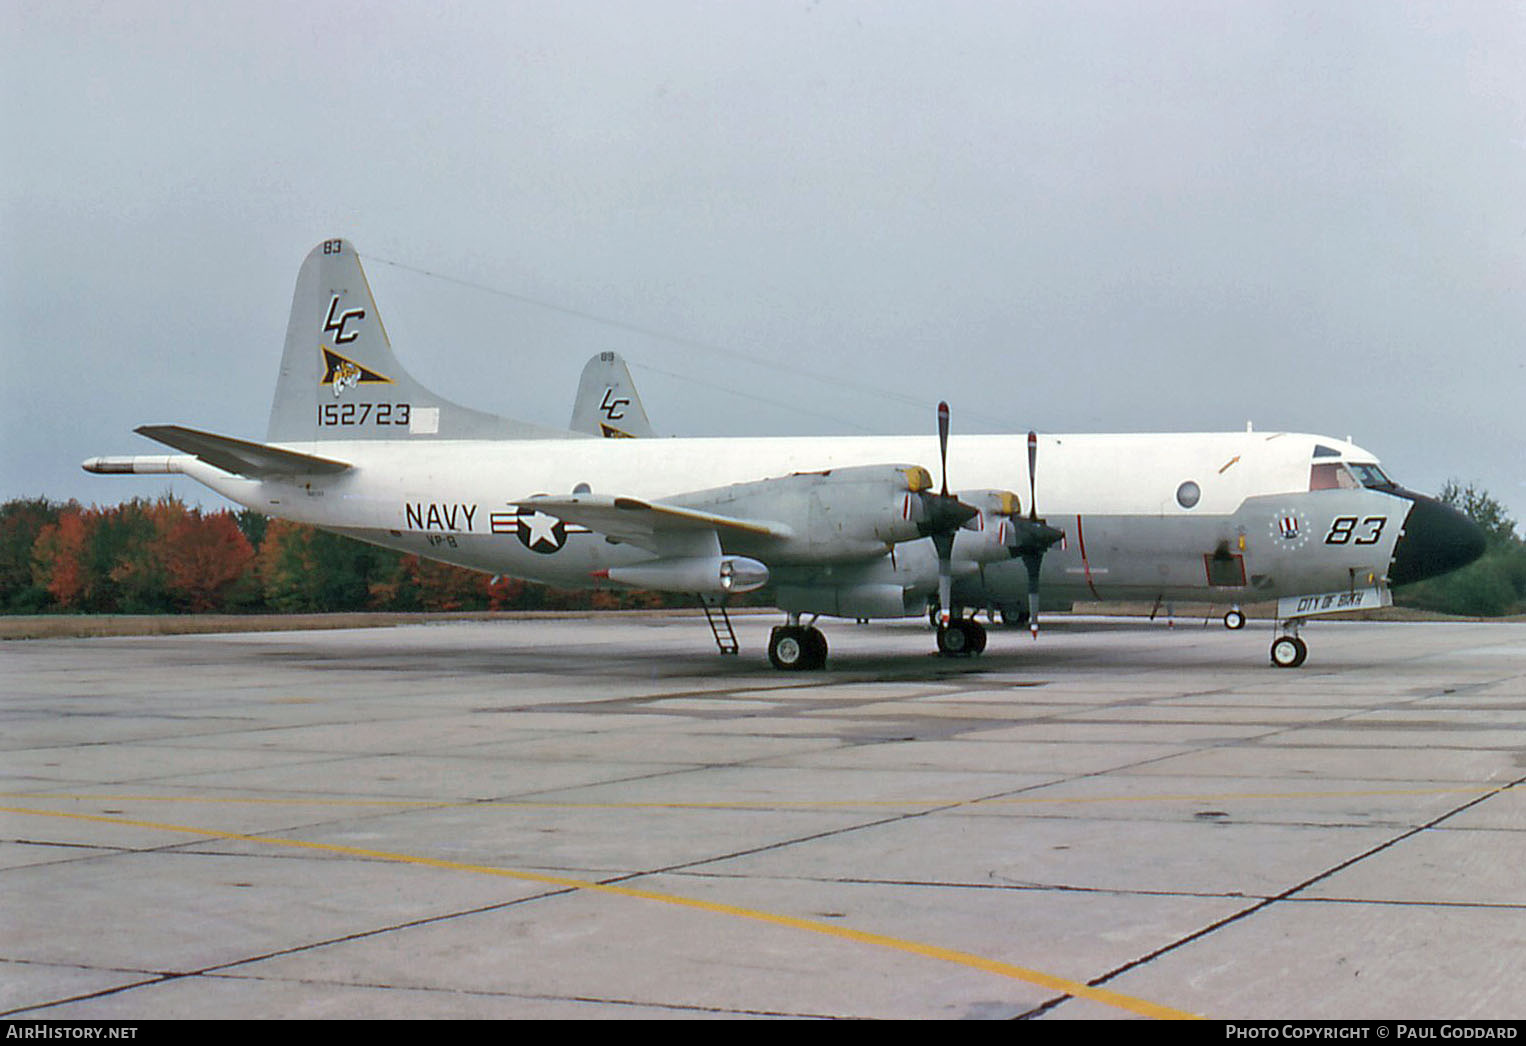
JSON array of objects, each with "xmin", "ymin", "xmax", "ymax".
[{"xmin": 521, "ymin": 511, "xmax": 562, "ymax": 549}]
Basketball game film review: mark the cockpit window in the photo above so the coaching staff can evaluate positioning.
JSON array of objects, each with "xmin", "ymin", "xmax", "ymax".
[
  {"xmin": 1309, "ymin": 463, "xmax": 1360, "ymax": 491},
  {"xmin": 1347, "ymin": 463, "xmax": 1394, "ymax": 489}
]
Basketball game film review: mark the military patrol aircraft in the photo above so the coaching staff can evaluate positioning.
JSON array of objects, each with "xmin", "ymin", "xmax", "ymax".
[{"xmin": 85, "ymin": 239, "xmax": 1486, "ymax": 670}]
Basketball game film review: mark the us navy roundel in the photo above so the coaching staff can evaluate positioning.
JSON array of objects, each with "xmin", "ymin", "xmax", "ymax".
[{"xmin": 490, "ymin": 507, "xmax": 588, "ymax": 554}]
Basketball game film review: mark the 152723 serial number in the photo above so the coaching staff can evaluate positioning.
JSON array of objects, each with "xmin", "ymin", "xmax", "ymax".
[{"xmin": 318, "ymin": 403, "xmax": 412, "ymax": 427}]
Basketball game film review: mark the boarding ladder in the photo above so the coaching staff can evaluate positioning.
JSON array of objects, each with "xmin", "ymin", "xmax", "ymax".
[{"xmin": 698, "ymin": 596, "xmax": 739, "ymax": 655}]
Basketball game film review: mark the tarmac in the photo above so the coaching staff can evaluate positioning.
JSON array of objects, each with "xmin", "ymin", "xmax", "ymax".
[{"xmin": 1, "ymin": 613, "xmax": 1523, "ymax": 1020}]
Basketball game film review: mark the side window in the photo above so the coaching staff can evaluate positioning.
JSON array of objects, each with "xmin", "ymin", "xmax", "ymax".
[{"xmin": 1309, "ymin": 463, "xmax": 1359, "ymax": 491}]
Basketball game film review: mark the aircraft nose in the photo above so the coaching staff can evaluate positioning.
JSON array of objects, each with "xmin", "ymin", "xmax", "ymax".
[{"xmin": 1388, "ymin": 493, "xmax": 1488, "ymax": 586}]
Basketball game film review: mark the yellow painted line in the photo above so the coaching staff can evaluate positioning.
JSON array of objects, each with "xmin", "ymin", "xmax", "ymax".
[{"xmin": 0, "ymin": 803, "xmax": 1199, "ymax": 1020}]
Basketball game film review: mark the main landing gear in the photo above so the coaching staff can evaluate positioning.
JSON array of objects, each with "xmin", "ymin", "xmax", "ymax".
[
  {"xmin": 936, "ymin": 616, "xmax": 987, "ymax": 657},
  {"xmin": 1269, "ymin": 618, "xmax": 1308, "ymax": 669},
  {"xmin": 768, "ymin": 618, "xmax": 828, "ymax": 670},
  {"xmin": 767, "ymin": 609, "xmax": 992, "ymax": 669},
  {"xmin": 927, "ymin": 601, "xmax": 990, "ymax": 657}
]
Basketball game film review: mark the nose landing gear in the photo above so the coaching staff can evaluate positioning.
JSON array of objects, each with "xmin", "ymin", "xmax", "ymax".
[{"xmin": 1270, "ymin": 618, "xmax": 1308, "ymax": 668}]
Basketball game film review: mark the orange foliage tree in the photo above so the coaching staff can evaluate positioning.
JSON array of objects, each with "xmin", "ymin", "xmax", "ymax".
[
  {"xmin": 31, "ymin": 508, "xmax": 90, "ymax": 609},
  {"xmin": 26, "ymin": 498, "xmax": 254, "ymax": 613},
  {"xmin": 161, "ymin": 509, "xmax": 255, "ymax": 611}
]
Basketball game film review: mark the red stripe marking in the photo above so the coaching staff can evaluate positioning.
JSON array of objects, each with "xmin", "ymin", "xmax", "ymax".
[{"xmin": 1074, "ymin": 514, "xmax": 1101, "ymax": 600}]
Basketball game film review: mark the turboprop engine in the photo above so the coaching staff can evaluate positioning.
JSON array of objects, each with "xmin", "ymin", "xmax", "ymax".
[
  {"xmin": 677, "ymin": 463, "xmax": 941, "ymax": 564},
  {"xmin": 952, "ymin": 489, "xmax": 1025, "ymax": 564}
]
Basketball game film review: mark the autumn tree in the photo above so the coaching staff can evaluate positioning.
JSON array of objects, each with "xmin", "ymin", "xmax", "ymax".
[
  {"xmin": 0, "ymin": 498, "xmax": 62, "ymax": 611},
  {"xmin": 30, "ymin": 507, "xmax": 90, "ymax": 609},
  {"xmin": 161, "ymin": 509, "xmax": 255, "ymax": 611}
]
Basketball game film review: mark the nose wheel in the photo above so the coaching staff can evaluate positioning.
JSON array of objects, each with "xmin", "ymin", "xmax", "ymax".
[{"xmin": 1270, "ymin": 632, "xmax": 1307, "ymax": 668}]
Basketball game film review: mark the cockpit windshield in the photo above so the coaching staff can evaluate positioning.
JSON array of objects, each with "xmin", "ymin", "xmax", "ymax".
[{"xmin": 1348, "ymin": 463, "xmax": 1395, "ymax": 489}]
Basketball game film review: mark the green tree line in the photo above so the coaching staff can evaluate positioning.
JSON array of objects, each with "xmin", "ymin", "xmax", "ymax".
[
  {"xmin": 1392, "ymin": 482, "xmax": 1526, "ymax": 617},
  {"xmin": 3, "ymin": 486, "xmax": 1520, "ymax": 617}
]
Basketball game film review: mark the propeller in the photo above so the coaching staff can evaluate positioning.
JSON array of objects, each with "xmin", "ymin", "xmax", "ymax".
[
  {"xmin": 1007, "ymin": 430, "xmax": 1065, "ymax": 637},
  {"xmin": 916, "ymin": 402, "xmax": 979, "ymax": 626}
]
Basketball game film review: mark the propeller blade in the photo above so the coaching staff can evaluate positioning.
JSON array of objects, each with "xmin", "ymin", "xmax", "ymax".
[
  {"xmin": 1027, "ymin": 430, "xmax": 1039, "ymax": 521},
  {"xmin": 916, "ymin": 402, "xmax": 978, "ymax": 538},
  {"xmin": 938, "ymin": 401, "xmax": 951, "ymax": 497},
  {"xmin": 1013, "ymin": 431, "xmax": 1062, "ymax": 638},
  {"xmin": 922, "ymin": 402, "xmax": 976, "ymax": 630}
]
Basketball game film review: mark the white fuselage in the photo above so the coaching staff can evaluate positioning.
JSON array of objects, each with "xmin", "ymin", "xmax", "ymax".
[{"xmin": 172, "ymin": 428, "xmax": 1412, "ymax": 615}]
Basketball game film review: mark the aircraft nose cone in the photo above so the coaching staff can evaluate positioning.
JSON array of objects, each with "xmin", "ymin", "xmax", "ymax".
[{"xmin": 1389, "ymin": 494, "xmax": 1488, "ymax": 586}]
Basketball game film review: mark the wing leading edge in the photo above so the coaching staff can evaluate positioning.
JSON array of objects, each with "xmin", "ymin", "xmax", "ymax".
[
  {"xmin": 525, "ymin": 493, "xmax": 793, "ymax": 557},
  {"xmin": 83, "ymin": 425, "xmax": 352, "ymax": 478}
]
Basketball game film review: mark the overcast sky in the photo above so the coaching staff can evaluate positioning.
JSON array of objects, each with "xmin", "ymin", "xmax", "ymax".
[{"xmin": 4, "ymin": 1, "xmax": 1523, "ymax": 525}]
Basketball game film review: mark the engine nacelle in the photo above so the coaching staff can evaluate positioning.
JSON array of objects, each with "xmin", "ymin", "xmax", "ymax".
[
  {"xmin": 601, "ymin": 555, "xmax": 769, "ymax": 595},
  {"xmin": 677, "ymin": 464, "xmax": 936, "ymax": 564},
  {"xmin": 952, "ymin": 489, "xmax": 1024, "ymax": 564}
]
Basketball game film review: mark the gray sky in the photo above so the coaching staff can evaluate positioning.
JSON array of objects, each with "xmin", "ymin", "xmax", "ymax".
[{"xmin": 4, "ymin": 1, "xmax": 1523, "ymax": 526}]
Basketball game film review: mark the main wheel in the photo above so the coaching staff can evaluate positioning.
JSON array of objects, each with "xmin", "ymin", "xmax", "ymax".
[
  {"xmin": 1270, "ymin": 635, "xmax": 1307, "ymax": 668},
  {"xmin": 936, "ymin": 622, "xmax": 965, "ymax": 656},
  {"xmin": 937, "ymin": 620, "xmax": 980, "ymax": 657},
  {"xmin": 769, "ymin": 626, "xmax": 809, "ymax": 670},
  {"xmin": 1224, "ymin": 609, "xmax": 1246, "ymax": 630}
]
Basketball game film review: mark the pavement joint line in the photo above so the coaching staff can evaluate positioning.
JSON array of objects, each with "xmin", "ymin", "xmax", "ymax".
[
  {"xmin": 1018, "ymin": 771, "xmax": 1526, "ymax": 1019},
  {"xmin": 0, "ymin": 784, "xmax": 1506, "ymax": 809},
  {"xmin": 0, "ymin": 975, "xmax": 171, "ymax": 1020},
  {"xmin": 0, "ymin": 802, "xmax": 1201, "ymax": 1020},
  {"xmin": 197, "ymin": 970, "xmax": 867, "ymax": 1019},
  {"xmin": 0, "ymin": 889, "xmax": 584, "ymax": 1019}
]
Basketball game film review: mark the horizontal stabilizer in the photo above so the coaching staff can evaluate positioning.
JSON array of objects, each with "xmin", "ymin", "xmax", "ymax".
[
  {"xmin": 526, "ymin": 493, "xmax": 793, "ymax": 556},
  {"xmin": 134, "ymin": 425, "xmax": 352, "ymax": 478}
]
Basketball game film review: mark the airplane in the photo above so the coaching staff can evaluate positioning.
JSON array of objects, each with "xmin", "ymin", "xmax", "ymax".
[{"xmin": 84, "ymin": 238, "xmax": 1487, "ymax": 671}]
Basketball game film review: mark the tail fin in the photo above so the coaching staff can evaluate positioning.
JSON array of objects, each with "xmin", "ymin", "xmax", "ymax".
[
  {"xmin": 267, "ymin": 239, "xmax": 578, "ymax": 442},
  {"xmin": 569, "ymin": 351, "xmax": 656, "ymax": 438}
]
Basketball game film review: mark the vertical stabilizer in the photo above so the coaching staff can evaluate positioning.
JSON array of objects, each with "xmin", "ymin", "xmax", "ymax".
[
  {"xmin": 569, "ymin": 351, "xmax": 656, "ymax": 438},
  {"xmin": 267, "ymin": 239, "xmax": 578, "ymax": 442}
]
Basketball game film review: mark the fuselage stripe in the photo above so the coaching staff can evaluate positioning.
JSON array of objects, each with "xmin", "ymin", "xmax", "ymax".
[{"xmin": 1074, "ymin": 514, "xmax": 1101, "ymax": 600}]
